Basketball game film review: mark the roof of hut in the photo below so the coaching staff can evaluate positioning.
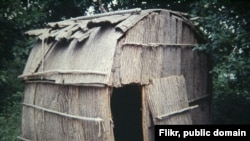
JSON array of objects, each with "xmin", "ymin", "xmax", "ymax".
[{"xmin": 19, "ymin": 8, "xmax": 203, "ymax": 87}]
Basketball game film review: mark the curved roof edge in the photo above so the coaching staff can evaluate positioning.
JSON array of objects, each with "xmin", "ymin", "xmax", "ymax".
[
  {"xmin": 25, "ymin": 8, "xmax": 204, "ymax": 42},
  {"xmin": 20, "ymin": 8, "xmax": 205, "ymax": 86}
]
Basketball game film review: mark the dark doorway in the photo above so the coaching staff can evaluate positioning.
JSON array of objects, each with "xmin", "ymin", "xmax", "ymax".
[{"xmin": 111, "ymin": 85, "xmax": 143, "ymax": 141}]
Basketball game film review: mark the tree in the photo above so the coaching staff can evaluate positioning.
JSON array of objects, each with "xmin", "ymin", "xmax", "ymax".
[
  {"xmin": 0, "ymin": 0, "xmax": 47, "ymax": 140},
  {"xmin": 190, "ymin": 0, "xmax": 250, "ymax": 124}
]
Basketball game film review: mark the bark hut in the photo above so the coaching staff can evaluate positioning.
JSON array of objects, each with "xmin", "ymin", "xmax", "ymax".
[{"xmin": 18, "ymin": 8, "xmax": 211, "ymax": 141}]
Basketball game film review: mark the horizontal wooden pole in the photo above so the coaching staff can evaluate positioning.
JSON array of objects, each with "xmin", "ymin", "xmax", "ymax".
[
  {"xmin": 25, "ymin": 80, "xmax": 107, "ymax": 87},
  {"xmin": 23, "ymin": 103, "xmax": 103, "ymax": 122},
  {"xmin": 47, "ymin": 8, "xmax": 141, "ymax": 27},
  {"xmin": 69, "ymin": 8, "xmax": 141, "ymax": 21},
  {"xmin": 122, "ymin": 42, "xmax": 196, "ymax": 48},
  {"xmin": 19, "ymin": 70, "xmax": 107, "ymax": 79},
  {"xmin": 156, "ymin": 105, "xmax": 199, "ymax": 120}
]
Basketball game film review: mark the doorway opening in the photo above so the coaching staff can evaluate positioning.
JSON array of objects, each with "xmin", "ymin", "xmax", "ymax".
[{"xmin": 111, "ymin": 85, "xmax": 143, "ymax": 141}]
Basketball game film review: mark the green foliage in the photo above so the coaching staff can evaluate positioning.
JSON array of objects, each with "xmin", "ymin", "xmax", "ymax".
[
  {"xmin": 114, "ymin": 0, "xmax": 191, "ymax": 12},
  {"xmin": 42, "ymin": 0, "xmax": 92, "ymax": 21},
  {"xmin": 0, "ymin": 92, "xmax": 22, "ymax": 141},
  {"xmin": 0, "ymin": 0, "xmax": 43, "ymax": 139},
  {"xmin": 191, "ymin": 0, "xmax": 250, "ymax": 123}
]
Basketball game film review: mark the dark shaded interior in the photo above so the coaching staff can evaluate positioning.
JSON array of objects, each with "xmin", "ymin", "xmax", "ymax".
[{"xmin": 111, "ymin": 85, "xmax": 143, "ymax": 141}]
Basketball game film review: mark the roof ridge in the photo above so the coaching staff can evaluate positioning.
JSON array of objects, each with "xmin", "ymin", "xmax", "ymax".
[
  {"xmin": 47, "ymin": 8, "xmax": 142, "ymax": 27},
  {"xmin": 69, "ymin": 8, "xmax": 142, "ymax": 21}
]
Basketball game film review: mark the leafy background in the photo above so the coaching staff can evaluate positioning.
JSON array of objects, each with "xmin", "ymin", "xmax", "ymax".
[{"xmin": 0, "ymin": 0, "xmax": 249, "ymax": 140}]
